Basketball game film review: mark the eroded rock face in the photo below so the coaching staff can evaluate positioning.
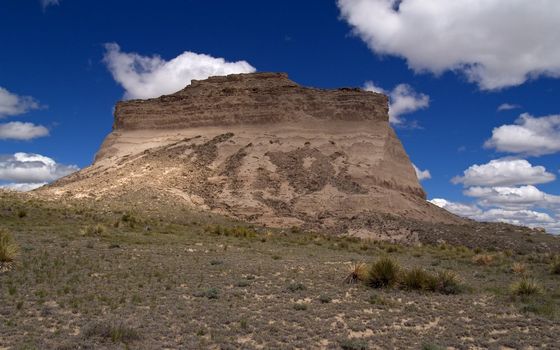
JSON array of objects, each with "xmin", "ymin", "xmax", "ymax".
[{"xmin": 45, "ymin": 72, "xmax": 463, "ymax": 240}]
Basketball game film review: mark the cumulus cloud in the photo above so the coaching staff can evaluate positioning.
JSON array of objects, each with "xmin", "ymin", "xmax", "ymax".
[
  {"xmin": 464, "ymin": 185, "xmax": 560, "ymax": 210},
  {"xmin": 363, "ymin": 82, "xmax": 429, "ymax": 123},
  {"xmin": 484, "ymin": 113, "xmax": 560, "ymax": 156},
  {"xmin": 0, "ymin": 153, "xmax": 78, "ymax": 189},
  {"xmin": 0, "ymin": 87, "xmax": 40, "ymax": 118},
  {"xmin": 412, "ymin": 163, "xmax": 431, "ymax": 181},
  {"xmin": 338, "ymin": 0, "xmax": 560, "ymax": 90},
  {"xmin": 429, "ymin": 198, "xmax": 482, "ymax": 218},
  {"xmin": 1, "ymin": 182, "xmax": 47, "ymax": 192},
  {"xmin": 0, "ymin": 122, "xmax": 49, "ymax": 140},
  {"xmin": 429, "ymin": 198, "xmax": 559, "ymax": 233},
  {"xmin": 452, "ymin": 159, "xmax": 555, "ymax": 187},
  {"xmin": 497, "ymin": 103, "xmax": 520, "ymax": 112},
  {"xmin": 103, "ymin": 43, "xmax": 257, "ymax": 100}
]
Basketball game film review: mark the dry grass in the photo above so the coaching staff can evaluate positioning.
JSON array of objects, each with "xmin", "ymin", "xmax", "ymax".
[
  {"xmin": 472, "ymin": 254, "xmax": 494, "ymax": 266},
  {"xmin": 0, "ymin": 228, "xmax": 19, "ymax": 263},
  {"xmin": 511, "ymin": 262, "xmax": 527, "ymax": 275},
  {"xmin": 343, "ymin": 262, "xmax": 367, "ymax": 284},
  {"xmin": 81, "ymin": 224, "xmax": 106, "ymax": 237},
  {"xmin": 511, "ymin": 278, "xmax": 543, "ymax": 296}
]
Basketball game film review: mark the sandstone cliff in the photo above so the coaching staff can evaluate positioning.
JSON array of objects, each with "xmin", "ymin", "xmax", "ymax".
[{"xmin": 43, "ymin": 72, "xmax": 463, "ymax": 240}]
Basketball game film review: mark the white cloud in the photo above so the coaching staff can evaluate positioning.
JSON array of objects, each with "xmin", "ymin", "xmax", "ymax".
[
  {"xmin": 429, "ymin": 198, "xmax": 482, "ymax": 218},
  {"xmin": 338, "ymin": 0, "xmax": 560, "ymax": 90},
  {"xmin": 412, "ymin": 163, "xmax": 431, "ymax": 181},
  {"xmin": 485, "ymin": 113, "xmax": 560, "ymax": 156},
  {"xmin": 41, "ymin": 0, "xmax": 60, "ymax": 9},
  {"xmin": 429, "ymin": 198, "xmax": 559, "ymax": 233},
  {"xmin": 363, "ymin": 82, "xmax": 429, "ymax": 123},
  {"xmin": 103, "ymin": 43, "xmax": 257, "ymax": 100},
  {"xmin": 0, "ymin": 122, "xmax": 49, "ymax": 140},
  {"xmin": 0, "ymin": 87, "xmax": 40, "ymax": 118},
  {"xmin": 0, "ymin": 153, "xmax": 78, "ymax": 185},
  {"xmin": 497, "ymin": 103, "xmax": 520, "ymax": 112},
  {"xmin": 0, "ymin": 182, "xmax": 47, "ymax": 192},
  {"xmin": 464, "ymin": 185, "xmax": 560, "ymax": 210},
  {"xmin": 452, "ymin": 159, "xmax": 555, "ymax": 187}
]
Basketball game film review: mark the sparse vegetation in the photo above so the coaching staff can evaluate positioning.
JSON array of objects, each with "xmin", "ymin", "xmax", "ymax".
[
  {"xmin": 401, "ymin": 267, "xmax": 433, "ymax": 291},
  {"xmin": 550, "ymin": 257, "xmax": 560, "ymax": 275},
  {"xmin": 1, "ymin": 192, "xmax": 559, "ymax": 348},
  {"xmin": 84, "ymin": 322, "xmax": 140, "ymax": 344},
  {"xmin": 511, "ymin": 278, "xmax": 542, "ymax": 296},
  {"xmin": 339, "ymin": 338, "xmax": 368, "ymax": 350},
  {"xmin": 367, "ymin": 257, "xmax": 401, "ymax": 288},
  {"xmin": 344, "ymin": 262, "xmax": 367, "ymax": 284},
  {"xmin": 512, "ymin": 262, "xmax": 527, "ymax": 274},
  {"xmin": 287, "ymin": 282, "xmax": 306, "ymax": 292},
  {"xmin": 472, "ymin": 254, "xmax": 494, "ymax": 266},
  {"xmin": 81, "ymin": 224, "xmax": 106, "ymax": 237},
  {"xmin": 0, "ymin": 229, "xmax": 19, "ymax": 263}
]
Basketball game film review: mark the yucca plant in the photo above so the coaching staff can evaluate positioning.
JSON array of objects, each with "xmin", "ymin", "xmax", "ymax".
[
  {"xmin": 0, "ymin": 229, "xmax": 19, "ymax": 263},
  {"xmin": 344, "ymin": 262, "xmax": 368, "ymax": 284}
]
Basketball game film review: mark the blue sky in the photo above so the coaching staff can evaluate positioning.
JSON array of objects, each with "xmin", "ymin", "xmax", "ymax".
[{"xmin": 1, "ymin": 0, "xmax": 559, "ymax": 232}]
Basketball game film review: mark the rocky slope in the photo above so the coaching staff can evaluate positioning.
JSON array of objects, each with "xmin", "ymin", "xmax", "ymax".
[{"xmin": 41, "ymin": 72, "xmax": 467, "ymax": 241}]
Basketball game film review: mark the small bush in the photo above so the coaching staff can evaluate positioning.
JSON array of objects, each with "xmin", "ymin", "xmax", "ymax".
[
  {"xmin": 367, "ymin": 293, "xmax": 392, "ymax": 306},
  {"xmin": 472, "ymin": 254, "xmax": 494, "ymax": 266},
  {"xmin": 84, "ymin": 322, "xmax": 140, "ymax": 344},
  {"xmin": 511, "ymin": 262, "xmax": 527, "ymax": 275},
  {"xmin": 318, "ymin": 294, "xmax": 332, "ymax": 304},
  {"xmin": 339, "ymin": 338, "xmax": 368, "ymax": 350},
  {"xmin": 550, "ymin": 258, "xmax": 560, "ymax": 275},
  {"xmin": 293, "ymin": 303, "xmax": 308, "ymax": 311},
  {"xmin": 401, "ymin": 268, "xmax": 434, "ymax": 291},
  {"xmin": 511, "ymin": 278, "xmax": 542, "ymax": 296},
  {"xmin": 433, "ymin": 271, "xmax": 462, "ymax": 295},
  {"xmin": 344, "ymin": 262, "xmax": 367, "ymax": 284},
  {"xmin": 17, "ymin": 209, "xmax": 27, "ymax": 218},
  {"xmin": 82, "ymin": 224, "xmax": 106, "ymax": 237},
  {"xmin": 287, "ymin": 282, "xmax": 306, "ymax": 292},
  {"xmin": 0, "ymin": 229, "xmax": 19, "ymax": 263},
  {"xmin": 367, "ymin": 257, "xmax": 400, "ymax": 288}
]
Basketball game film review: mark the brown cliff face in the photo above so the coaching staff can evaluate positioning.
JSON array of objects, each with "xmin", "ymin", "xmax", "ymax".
[
  {"xmin": 44, "ymin": 72, "xmax": 464, "ymax": 241},
  {"xmin": 113, "ymin": 73, "xmax": 388, "ymax": 130}
]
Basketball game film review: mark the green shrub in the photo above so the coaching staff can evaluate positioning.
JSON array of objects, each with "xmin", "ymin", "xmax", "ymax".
[
  {"xmin": 511, "ymin": 278, "xmax": 542, "ymax": 296},
  {"xmin": 551, "ymin": 258, "xmax": 560, "ymax": 275},
  {"xmin": 82, "ymin": 224, "xmax": 106, "ymax": 237},
  {"xmin": 84, "ymin": 322, "xmax": 140, "ymax": 343},
  {"xmin": 0, "ymin": 229, "xmax": 19, "ymax": 263},
  {"xmin": 339, "ymin": 338, "xmax": 368, "ymax": 350},
  {"xmin": 367, "ymin": 257, "xmax": 400, "ymax": 288},
  {"xmin": 433, "ymin": 271, "xmax": 462, "ymax": 295},
  {"xmin": 287, "ymin": 282, "xmax": 306, "ymax": 292},
  {"xmin": 401, "ymin": 268, "xmax": 434, "ymax": 291}
]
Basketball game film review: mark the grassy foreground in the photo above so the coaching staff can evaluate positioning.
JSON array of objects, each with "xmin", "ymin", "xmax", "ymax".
[{"xmin": 1, "ymin": 193, "xmax": 560, "ymax": 349}]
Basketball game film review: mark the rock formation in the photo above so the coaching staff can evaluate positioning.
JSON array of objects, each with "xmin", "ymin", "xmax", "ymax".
[{"xmin": 43, "ymin": 72, "xmax": 464, "ymax": 240}]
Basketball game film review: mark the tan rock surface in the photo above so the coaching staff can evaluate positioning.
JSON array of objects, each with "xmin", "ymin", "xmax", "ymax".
[{"xmin": 41, "ymin": 72, "xmax": 464, "ymax": 240}]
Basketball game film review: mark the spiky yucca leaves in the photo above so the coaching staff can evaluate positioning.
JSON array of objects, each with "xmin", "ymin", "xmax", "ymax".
[
  {"xmin": 344, "ymin": 262, "xmax": 368, "ymax": 284},
  {"xmin": 0, "ymin": 229, "xmax": 19, "ymax": 263}
]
